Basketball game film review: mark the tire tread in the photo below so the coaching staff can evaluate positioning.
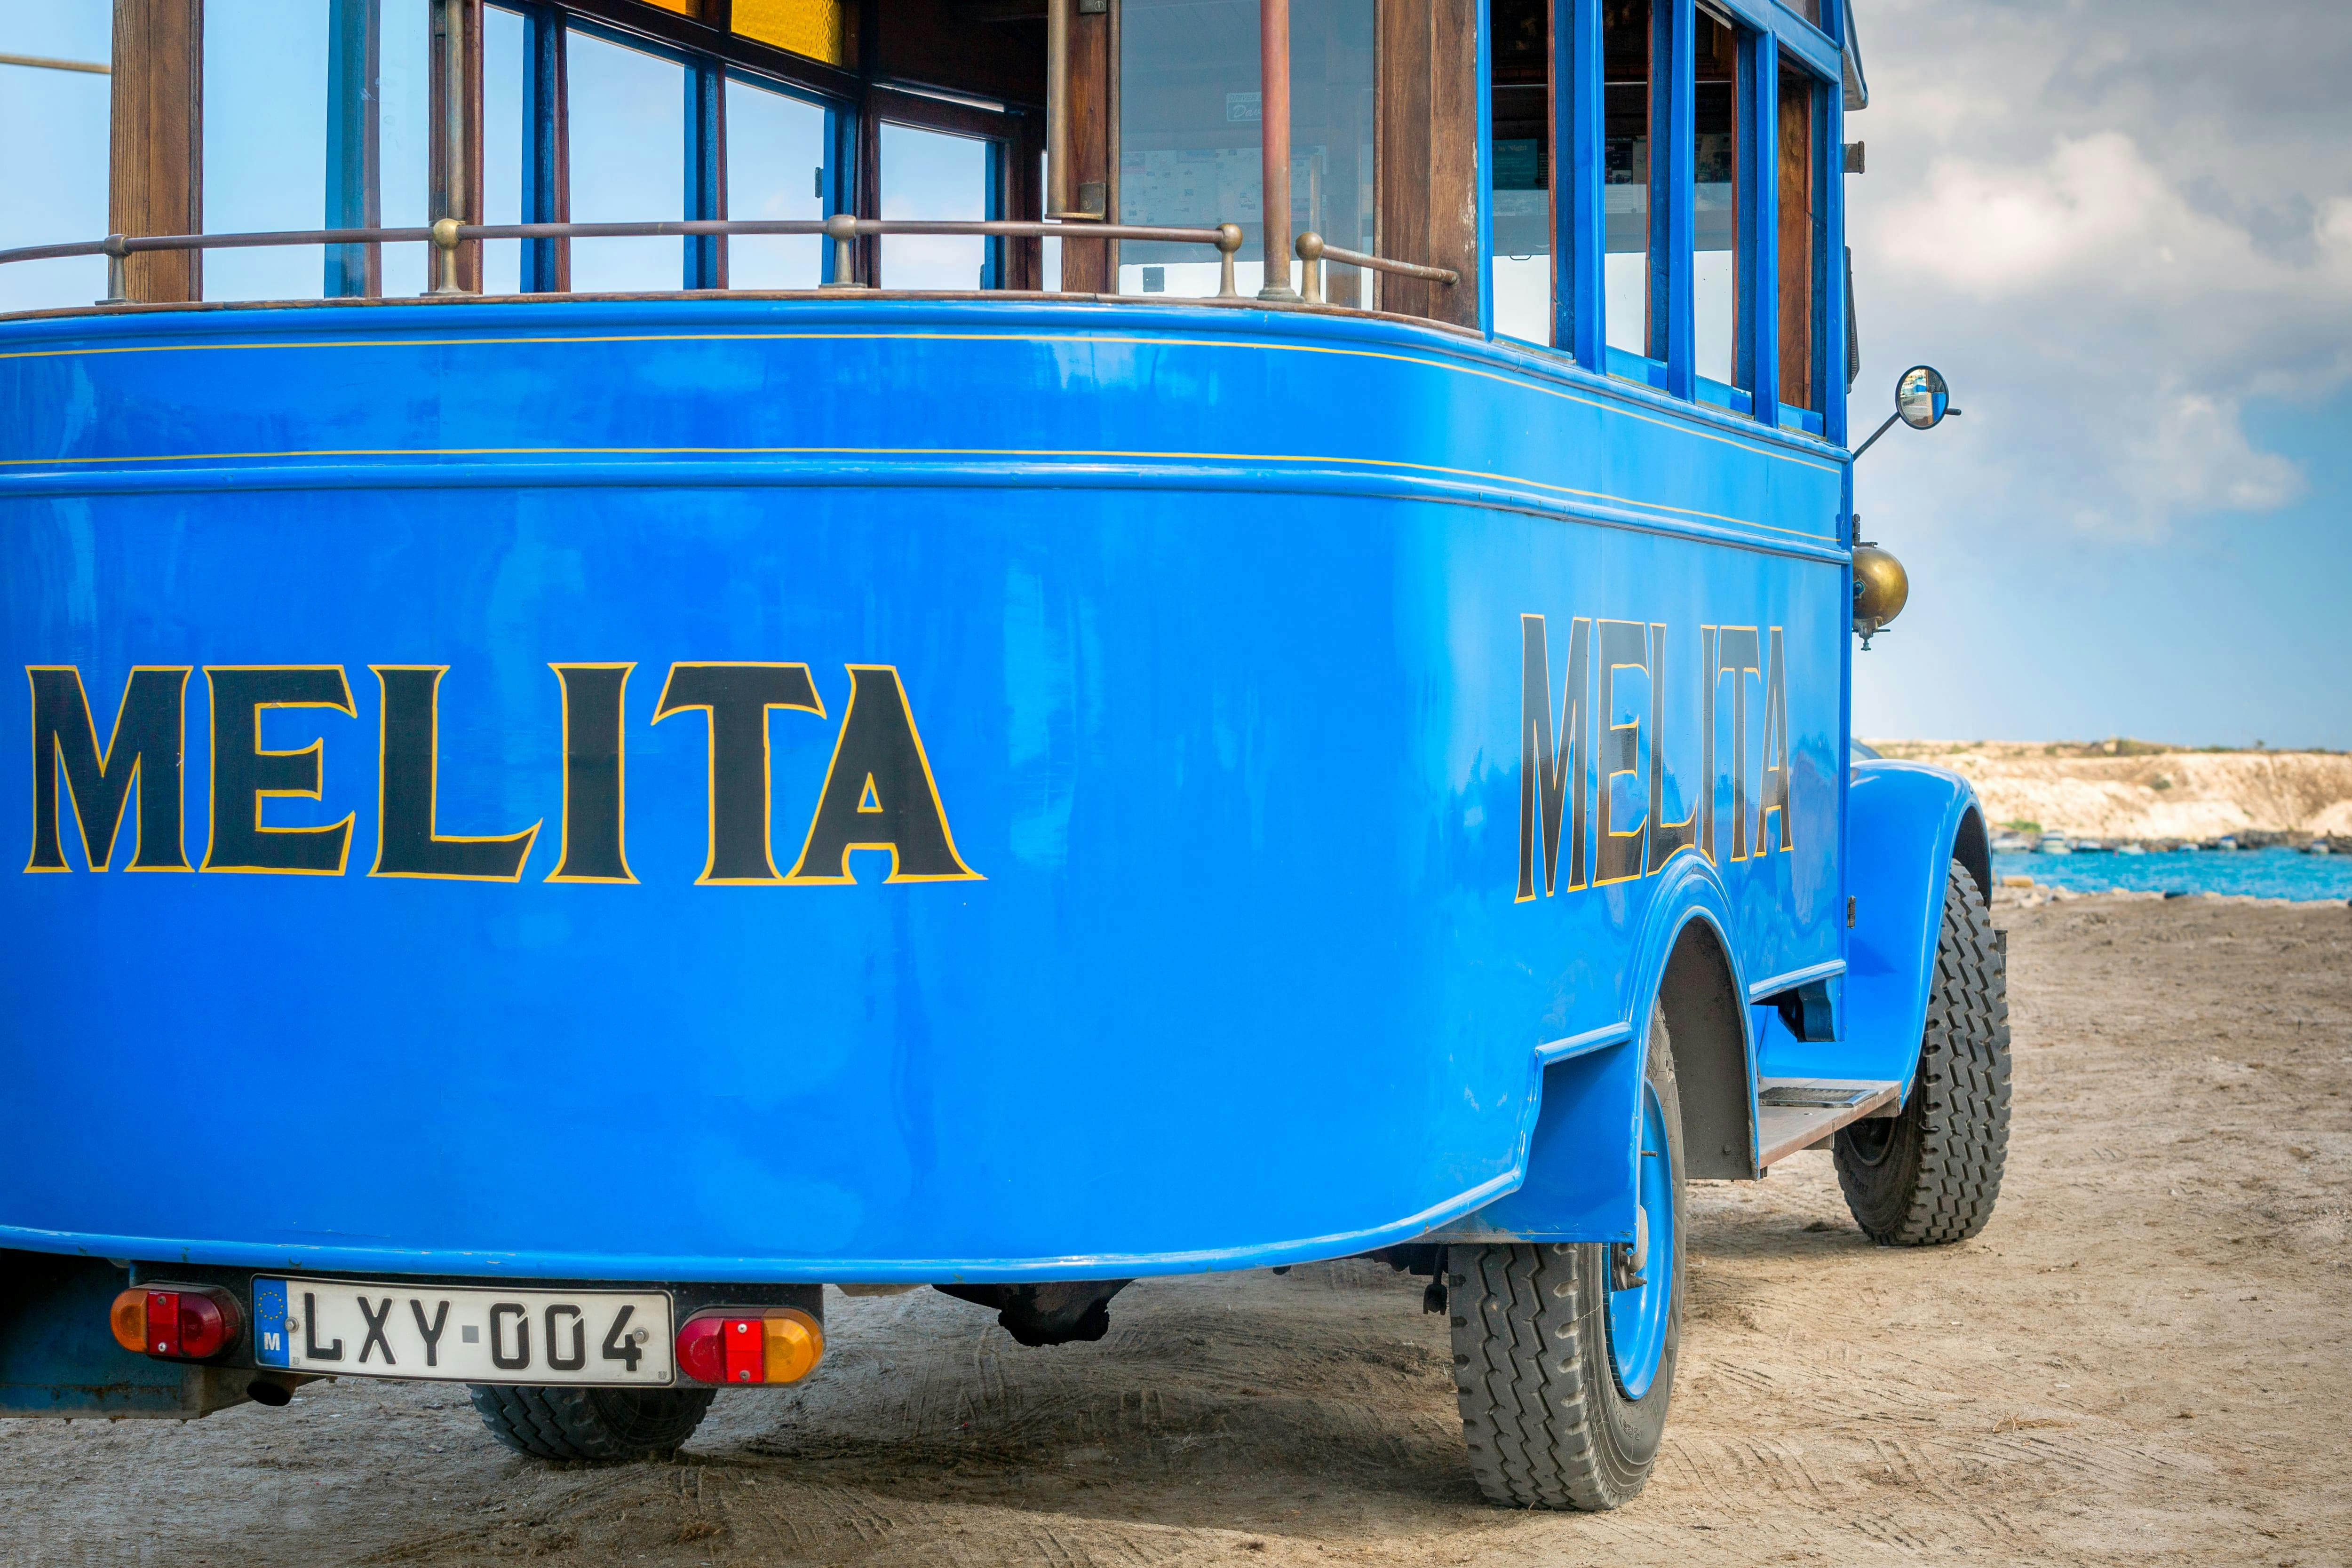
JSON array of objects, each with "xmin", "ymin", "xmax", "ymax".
[
  {"xmin": 1835, "ymin": 861, "xmax": 2012, "ymax": 1245},
  {"xmin": 468, "ymin": 1383, "xmax": 716, "ymax": 1462}
]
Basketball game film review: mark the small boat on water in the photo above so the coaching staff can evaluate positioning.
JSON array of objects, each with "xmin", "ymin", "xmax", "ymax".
[
  {"xmin": 2214, "ymin": 836, "xmax": 2241, "ymax": 852},
  {"xmin": 2074, "ymin": 839, "xmax": 2108, "ymax": 853},
  {"xmin": 2307, "ymin": 840, "xmax": 2336, "ymax": 855},
  {"xmin": 2117, "ymin": 842, "xmax": 2148, "ymax": 856},
  {"xmin": 1991, "ymin": 833, "xmax": 2032, "ymax": 854},
  {"xmin": 2037, "ymin": 833, "xmax": 2074, "ymax": 855}
]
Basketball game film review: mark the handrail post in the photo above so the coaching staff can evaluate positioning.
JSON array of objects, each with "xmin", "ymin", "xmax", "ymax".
[
  {"xmin": 1295, "ymin": 230, "xmax": 1323, "ymax": 305},
  {"xmin": 100, "ymin": 235, "xmax": 129, "ymax": 305},
  {"xmin": 1256, "ymin": 0, "xmax": 1298, "ymax": 301},
  {"xmin": 819, "ymin": 213, "xmax": 864, "ymax": 289},
  {"xmin": 429, "ymin": 217, "xmax": 464, "ymax": 294},
  {"xmin": 1216, "ymin": 222, "xmax": 1243, "ymax": 298}
]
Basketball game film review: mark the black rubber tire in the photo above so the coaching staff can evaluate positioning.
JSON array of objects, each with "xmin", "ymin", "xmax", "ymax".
[
  {"xmin": 468, "ymin": 1384, "xmax": 716, "ymax": 1462},
  {"xmin": 1450, "ymin": 1015, "xmax": 1686, "ymax": 1510},
  {"xmin": 1834, "ymin": 860, "xmax": 2012, "ymax": 1244}
]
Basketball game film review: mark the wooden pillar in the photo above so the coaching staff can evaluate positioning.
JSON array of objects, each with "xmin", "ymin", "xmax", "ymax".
[
  {"xmin": 429, "ymin": 0, "xmax": 484, "ymax": 292},
  {"xmin": 1775, "ymin": 64, "xmax": 1812, "ymax": 412},
  {"xmin": 1059, "ymin": 0, "xmax": 1114, "ymax": 292},
  {"xmin": 1375, "ymin": 0, "xmax": 1479, "ymax": 328},
  {"xmin": 109, "ymin": 0, "xmax": 204, "ymax": 303},
  {"xmin": 1004, "ymin": 110, "xmax": 1045, "ymax": 290}
]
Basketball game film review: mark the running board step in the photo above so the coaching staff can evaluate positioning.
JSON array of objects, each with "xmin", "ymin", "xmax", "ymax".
[{"xmin": 1755, "ymin": 1078, "xmax": 1902, "ymax": 1167}]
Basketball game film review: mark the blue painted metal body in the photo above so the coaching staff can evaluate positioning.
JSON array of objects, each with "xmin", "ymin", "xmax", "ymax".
[{"xmin": 0, "ymin": 292, "xmax": 1974, "ymax": 1284}]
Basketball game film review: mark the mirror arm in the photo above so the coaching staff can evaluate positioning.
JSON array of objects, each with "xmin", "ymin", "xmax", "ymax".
[{"xmin": 1850, "ymin": 412, "xmax": 1902, "ymax": 460}]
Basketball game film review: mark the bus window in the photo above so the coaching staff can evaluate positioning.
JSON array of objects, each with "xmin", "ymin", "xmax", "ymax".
[
  {"xmin": 202, "ymin": 0, "xmax": 330, "ymax": 303},
  {"xmin": 1692, "ymin": 9, "xmax": 1735, "ymax": 392},
  {"xmin": 727, "ymin": 78, "xmax": 830, "ymax": 290},
  {"xmin": 1777, "ymin": 60, "xmax": 1816, "ymax": 414},
  {"xmin": 1489, "ymin": 0, "xmax": 1549, "ymax": 345},
  {"xmin": 480, "ymin": 7, "xmax": 525, "ymax": 297},
  {"xmin": 567, "ymin": 29, "xmax": 687, "ymax": 292},
  {"xmin": 1119, "ymin": 0, "xmax": 1375, "ymax": 302},
  {"xmin": 1602, "ymin": 0, "xmax": 1649, "ymax": 364},
  {"xmin": 878, "ymin": 123, "xmax": 988, "ymax": 290}
]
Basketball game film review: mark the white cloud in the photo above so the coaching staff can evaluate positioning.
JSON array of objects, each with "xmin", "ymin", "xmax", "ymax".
[{"xmin": 1848, "ymin": 13, "xmax": 2352, "ymax": 541}]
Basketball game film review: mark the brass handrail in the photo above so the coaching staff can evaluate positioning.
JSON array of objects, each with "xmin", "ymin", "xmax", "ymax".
[
  {"xmin": 1294, "ymin": 230, "xmax": 1461, "ymax": 304},
  {"xmin": 0, "ymin": 217, "xmax": 1257, "ymax": 304}
]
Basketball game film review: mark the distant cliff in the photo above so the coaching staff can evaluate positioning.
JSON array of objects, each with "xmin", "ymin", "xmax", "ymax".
[{"xmin": 1863, "ymin": 741, "xmax": 2352, "ymax": 842}]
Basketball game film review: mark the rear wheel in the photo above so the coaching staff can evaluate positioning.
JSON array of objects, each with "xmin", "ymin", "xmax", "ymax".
[
  {"xmin": 468, "ymin": 1384, "xmax": 716, "ymax": 1462},
  {"xmin": 1835, "ymin": 860, "xmax": 2011, "ymax": 1244},
  {"xmin": 1450, "ymin": 1015, "xmax": 1685, "ymax": 1510}
]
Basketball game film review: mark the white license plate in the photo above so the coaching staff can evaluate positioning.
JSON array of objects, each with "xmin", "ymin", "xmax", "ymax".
[{"xmin": 252, "ymin": 1277, "xmax": 675, "ymax": 1385}]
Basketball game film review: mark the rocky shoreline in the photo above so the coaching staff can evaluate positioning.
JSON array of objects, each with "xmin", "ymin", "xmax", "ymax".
[
  {"xmin": 1992, "ymin": 828, "xmax": 2349, "ymax": 854},
  {"xmin": 1864, "ymin": 739, "xmax": 2352, "ymax": 844}
]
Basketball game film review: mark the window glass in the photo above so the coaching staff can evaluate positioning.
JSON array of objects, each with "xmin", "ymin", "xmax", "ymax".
[
  {"xmin": 727, "ymin": 78, "xmax": 829, "ymax": 289},
  {"xmin": 1777, "ymin": 61, "xmax": 1816, "ymax": 412},
  {"xmin": 735, "ymin": 0, "xmax": 852, "ymax": 69},
  {"xmin": 1692, "ymin": 9, "xmax": 1735, "ymax": 389},
  {"xmin": 1039, "ymin": 152, "xmax": 1063, "ymax": 292},
  {"xmin": 567, "ymin": 29, "xmax": 687, "ymax": 292},
  {"xmin": 202, "ymin": 0, "xmax": 330, "ymax": 302},
  {"xmin": 1602, "ymin": 0, "xmax": 1649, "ymax": 362},
  {"xmin": 0, "ymin": 7, "xmax": 111, "ymax": 311},
  {"xmin": 200, "ymin": 0, "xmax": 432, "ymax": 300},
  {"xmin": 1489, "ymin": 0, "xmax": 1549, "ymax": 345},
  {"xmin": 1118, "ymin": 0, "xmax": 1374, "ymax": 302},
  {"xmin": 878, "ymin": 122, "xmax": 988, "ymax": 290},
  {"xmin": 480, "ymin": 5, "xmax": 524, "ymax": 296},
  {"xmin": 378, "ymin": 0, "xmax": 430, "ymax": 295}
]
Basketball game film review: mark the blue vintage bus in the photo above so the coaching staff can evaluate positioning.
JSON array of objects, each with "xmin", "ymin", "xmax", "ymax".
[{"xmin": 0, "ymin": 0, "xmax": 2001, "ymax": 1511}]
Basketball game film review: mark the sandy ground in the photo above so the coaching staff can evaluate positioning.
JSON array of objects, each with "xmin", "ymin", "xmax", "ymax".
[{"xmin": 5, "ymin": 893, "xmax": 2348, "ymax": 1567}]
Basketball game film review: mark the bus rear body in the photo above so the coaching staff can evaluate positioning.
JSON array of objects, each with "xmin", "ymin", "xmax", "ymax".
[{"xmin": 0, "ymin": 0, "xmax": 2005, "ymax": 1510}]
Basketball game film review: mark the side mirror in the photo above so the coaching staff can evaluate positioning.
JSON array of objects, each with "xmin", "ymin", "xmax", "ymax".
[
  {"xmin": 1854, "ymin": 364, "xmax": 1961, "ymax": 458},
  {"xmin": 1894, "ymin": 364, "xmax": 1950, "ymax": 429}
]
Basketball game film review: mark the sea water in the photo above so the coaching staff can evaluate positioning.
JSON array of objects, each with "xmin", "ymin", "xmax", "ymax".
[{"xmin": 1993, "ymin": 847, "xmax": 2352, "ymax": 903}]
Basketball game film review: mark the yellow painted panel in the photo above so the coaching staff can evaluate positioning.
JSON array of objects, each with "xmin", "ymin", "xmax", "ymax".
[
  {"xmin": 638, "ymin": 0, "xmax": 698, "ymax": 14},
  {"xmin": 735, "ymin": 0, "xmax": 849, "ymax": 66}
]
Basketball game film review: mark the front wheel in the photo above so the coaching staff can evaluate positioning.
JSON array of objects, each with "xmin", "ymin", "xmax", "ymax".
[
  {"xmin": 469, "ymin": 1384, "xmax": 716, "ymax": 1462},
  {"xmin": 1834, "ymin": 860, "xmax": 2012, "ymax": 1244},
  {"xmin": 1450, "ymin": 1014, "xmax": 1685, "ymax": 1510}
]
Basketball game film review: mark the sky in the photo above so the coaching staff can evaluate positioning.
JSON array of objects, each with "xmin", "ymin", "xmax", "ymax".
[{"xmin": 4, "ymin": 0, "xmax": 2349, "ymax": 747}]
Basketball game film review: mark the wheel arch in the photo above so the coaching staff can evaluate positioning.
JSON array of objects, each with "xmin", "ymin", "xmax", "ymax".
[
  {"xmin": 1437, "ymin": 854, "xmax": 1758, "ymax": 1243},
  {"xmin": 1655, "ymin": 913, "xmax": 1757, "ymax": 1180}
]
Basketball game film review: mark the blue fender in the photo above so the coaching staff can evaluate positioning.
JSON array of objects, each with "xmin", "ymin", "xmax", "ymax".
[
  {"xmin": 1435, "ymin": 852, "xmax": 1751, "ymax": 1243},
  {"xmin": 1843, "ymin": 760, "xmax": 1990, "ymax": 1093}
]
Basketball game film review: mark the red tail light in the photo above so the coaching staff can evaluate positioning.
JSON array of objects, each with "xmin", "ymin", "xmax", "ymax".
[
  {"xmin": 110, "ymin": 1286, "xmax": 242, "ymax": 1361},
  {"xmin": 675, "ymin": 1307, "xmax": 823, "ymax": 1386}
]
